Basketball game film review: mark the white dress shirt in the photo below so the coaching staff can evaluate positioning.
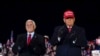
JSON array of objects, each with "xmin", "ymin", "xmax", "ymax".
[{"xmin": 27, "ymin": 32, "xmax": 35, "ymax": 39}]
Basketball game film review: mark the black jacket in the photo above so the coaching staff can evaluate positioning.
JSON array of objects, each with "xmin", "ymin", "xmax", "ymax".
[
  {"xmin": 12, "ymin": 33, "xmax": 46, "ymax": 56},
  {"xmin": 50, "ymin": 25, "xmax": 87, "ymax": 56}
]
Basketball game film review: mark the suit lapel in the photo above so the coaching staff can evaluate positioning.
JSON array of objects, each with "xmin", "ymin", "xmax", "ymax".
[
  {"xmin": 26, "ymin": 33, "xmax": 36, "ymax": 46},
  {"xmin": 30, "ymin": 33, "xmax": 37, "ymax": 45},
  {"xmin": 69, "ymin": 25, "xmax": 77, "ymax": 38},
  {"xmin": 24, "ymin": 34, "xmax": 27, "ymax": 45},
  {"xmin": 69, "ymin": 25, "xmax": 76, "ymax": 33}
]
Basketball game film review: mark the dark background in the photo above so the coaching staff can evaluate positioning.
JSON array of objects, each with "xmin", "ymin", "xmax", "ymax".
[{"xmin": 0, "ymin": 1, "xmax": 100, "ymax": 44}]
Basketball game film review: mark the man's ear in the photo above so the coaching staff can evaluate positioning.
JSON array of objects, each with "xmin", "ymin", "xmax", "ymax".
[
  {"xmin": 63, "ymin": 18, "xmax": 65, "ymax": 23},
  {"xmin": 73, "ymin": 18, "xmax": 75, "ymax": 22}
]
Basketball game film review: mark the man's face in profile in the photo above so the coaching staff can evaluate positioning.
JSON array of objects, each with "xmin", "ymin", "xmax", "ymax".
[
  {"xmin": 63, "ymin": 18, "xmax": 75, "ymax": 26},
  {"xmin": 26, "ymin": 20, "xmax": 34, "ymax": 33}
]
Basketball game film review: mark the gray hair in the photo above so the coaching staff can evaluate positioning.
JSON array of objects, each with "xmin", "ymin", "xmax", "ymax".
[{"xmin": 26, "ymin": 19, "xmax": 36, "ymax": 29}]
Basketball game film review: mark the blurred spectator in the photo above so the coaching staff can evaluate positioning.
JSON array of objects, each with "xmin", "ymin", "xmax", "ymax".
[
  {"xmin": 51, "ymin": 46, "xmax": 56, "ymax": 56},
  {"xmin": 44, "ymin": 35, "xmax": 52, "ymax": 56},
  {"xmin": 81, "ymin": 40, "xmax": 95, "ymax": 56},
  {"xmin": 95, "ymin": 36, "xmax": 100, "ymax": 50},
  {"xmin": 0, "ymin": 43, "xmax": 2, "ymax": 52},
  {"xmin": 91, "ymin": 50, "xmax": 100, "ymax": 56},
  {"xmin": 2, "ymin": 44, "xmax": 6, "ymax": 56},
  {"xmin": 0, "ymin": 43, "xmax": 3, "ymax": 56},
  {"xmin": 87, "ymin": 41, "xmax": 95, "ymax": 56},
  {"xmin": 88, "ymin": 41, "xmax": 95, "ymax": 50}
]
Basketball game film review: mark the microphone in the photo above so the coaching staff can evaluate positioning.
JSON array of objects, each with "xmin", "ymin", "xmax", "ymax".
[
  {"xmin": 18, "ymin": 46, "xmax": 21, "ymax": 52},
  {"xmin": 72, "ymin": 38, "xmax": 77, "ymax": 44}
]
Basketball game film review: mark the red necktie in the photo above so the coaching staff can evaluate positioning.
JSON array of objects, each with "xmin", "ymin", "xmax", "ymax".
[
  {"xmin": 27, "ymin": 34, "xmax": 31, "ymax": 45},
  {"xmin": 68, "ymin": 28, "xmax": 71, "ymax": 32}
]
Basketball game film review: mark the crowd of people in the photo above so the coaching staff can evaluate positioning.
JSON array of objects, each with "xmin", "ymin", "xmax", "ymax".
[
  {"xmin": 0, "ymin": 36, "xmax": 100, "ymax": 56},
  {"xmin": 0, "ymin": 40, "xmax": 14, "ymax": 56},
  {"xmin": 82, "ymin": 36, "xmax": 100, "ymax": 56}
]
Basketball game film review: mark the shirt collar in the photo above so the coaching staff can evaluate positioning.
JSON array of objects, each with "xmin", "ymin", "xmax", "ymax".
[
  {"xmin": 27, "ymin": 32, "xmax": 35, "ymax": 38},
  {"xmin": 67, "ymin": 25, "xmax": 72, "ymax": 28}
]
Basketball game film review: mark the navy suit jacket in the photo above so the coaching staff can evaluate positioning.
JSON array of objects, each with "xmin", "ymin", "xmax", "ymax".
[
  {"xmin": 50, "ymin": 25, "xmax": 87, "ymax": 56},
  {"xmin": 12, "ymin": 33, "xmax": 46, "ymax": 56}
]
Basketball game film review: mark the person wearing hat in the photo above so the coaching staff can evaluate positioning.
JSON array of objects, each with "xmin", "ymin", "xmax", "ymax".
[{"xmin": 50, "ymin": 10, "xmax": 87, "ymax": 56}]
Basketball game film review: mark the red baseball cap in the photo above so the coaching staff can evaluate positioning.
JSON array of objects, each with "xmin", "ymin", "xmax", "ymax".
[{"xmin": 63, "ymin": 10, "xmax": 75, "ymax": 19}]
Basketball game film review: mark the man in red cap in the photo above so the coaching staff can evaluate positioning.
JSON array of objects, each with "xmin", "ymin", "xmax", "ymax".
[{"xmin": 50, "ymin": 10, "xmax": 87, "ymax": 56}]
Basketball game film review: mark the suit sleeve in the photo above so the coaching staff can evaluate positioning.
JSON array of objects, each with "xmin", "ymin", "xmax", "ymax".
[
  {"xmin": 50, "ymin": 27, "xmax": 60, "ymax": 46},
  {"xmin": 75, "ymin": 28, "xmax": 88, "ymax": 47},
  {"xmin": 34, "ymin": 35, "xmax": 46, "ymax": 55},
  {"xmin": 39, "ymin": 36, "xmax": 46, "ymax": 55}
]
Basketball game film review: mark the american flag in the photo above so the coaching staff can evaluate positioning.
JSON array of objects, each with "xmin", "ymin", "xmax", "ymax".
[
  {"xmin": 6, "ymin": 30, "xmax": 14, "ymax": 48},
  {"xmin": 6, "ymin": 39, "xmax": 10, "ymax": 48},
  {"xmin": 10, "ymin": 30, "xmax": 14, "ymax": 47},
  {"xmin": 10, "ymin": 30, "xmax": 13, "ymax": 43}
]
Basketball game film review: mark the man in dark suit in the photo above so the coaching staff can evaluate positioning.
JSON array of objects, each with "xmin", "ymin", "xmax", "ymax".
[
  {"xmin": 50, "ymin": 10, "xmax": 87, "ymax": 56},
  {"xmin": 12, "ymin": 19, "xmax": 46, "ymax": 56}
]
